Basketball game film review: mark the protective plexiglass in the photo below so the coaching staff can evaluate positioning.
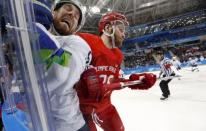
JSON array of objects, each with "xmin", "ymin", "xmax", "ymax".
[{"xmin": 0, "ymin": 0, "xmax": 54, "ymax": 131}]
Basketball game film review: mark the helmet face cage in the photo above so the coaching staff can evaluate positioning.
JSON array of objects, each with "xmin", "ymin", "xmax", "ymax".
[
  {"xmin": 98, "ymin": 12, "xmax": 129, "ymax": 33},
  {"xmin": 113, "ymin": 20, "xmax": 128, "ymax": 34},
  {"xmin": 53, "ymin": 0, "xmax": 85, "ymax": 32}
]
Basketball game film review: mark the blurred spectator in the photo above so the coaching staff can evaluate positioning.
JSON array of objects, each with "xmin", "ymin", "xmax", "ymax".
[
  {"xmin": 200, "ymin": 55, "xmax": 205, "ymax": 61},
  {"xmin": 124, "ymin": 50, "xmax": 156, "ymax": 68},
  {"xmin": 123, "ymin": 41, "xmax": 206, "ymax": 69}
]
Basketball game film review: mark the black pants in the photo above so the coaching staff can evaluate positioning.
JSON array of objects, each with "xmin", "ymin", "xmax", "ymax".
[{"xmin": 159, "ymin": 79, "xmax": 172, "ymax": 97}]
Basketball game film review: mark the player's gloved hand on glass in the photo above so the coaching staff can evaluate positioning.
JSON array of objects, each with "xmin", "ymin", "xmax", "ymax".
[
  {"xmin": 128, "ymin": 73, "xmax": 156, "ymax": 90},
  {"xmin": 80, "ymin": 68, "xmax": 104, "ymax": 101}
]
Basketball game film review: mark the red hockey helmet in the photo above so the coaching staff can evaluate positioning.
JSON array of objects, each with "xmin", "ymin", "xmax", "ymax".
[{"xmin": 98, "ymin": 12, "xmax": 129, "ymax": 33}]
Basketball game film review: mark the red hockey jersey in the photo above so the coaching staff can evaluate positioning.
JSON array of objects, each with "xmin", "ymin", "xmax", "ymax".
[{"xmin": 76, "ymin": 33, "xmax": 123, "ymax": 114}]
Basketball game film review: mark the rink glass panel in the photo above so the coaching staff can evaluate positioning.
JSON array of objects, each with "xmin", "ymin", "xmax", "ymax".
[{"xmin": 0, "ymin": 0, "xmax": 54, "ymax": 131}]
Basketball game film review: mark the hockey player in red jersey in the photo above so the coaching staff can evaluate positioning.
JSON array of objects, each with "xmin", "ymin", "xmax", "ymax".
[{"xmin": 76, "ymin": 12, "xmax": 156, "ymax": 131}]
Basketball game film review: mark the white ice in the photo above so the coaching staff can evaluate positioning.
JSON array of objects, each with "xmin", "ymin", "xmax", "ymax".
[{"xmin": 97, "ymin": 65, "xmax": 206, "ymax": 131}]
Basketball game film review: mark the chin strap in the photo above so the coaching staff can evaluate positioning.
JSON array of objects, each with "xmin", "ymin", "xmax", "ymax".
[
  {"xmin": 102, "ymin": 25, "xmax": 117, "ymax": 48},
  {"xmin": 50, "ymin": 24, "xmax": 61, "ymax": 36}
]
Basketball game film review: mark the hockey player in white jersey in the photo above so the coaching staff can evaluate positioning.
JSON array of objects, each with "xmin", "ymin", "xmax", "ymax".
[
  {"xmin": 157, "ymin": 50, "xmax": 176, "ymax": 100},
  {"xmin": 171, "ymin": 56, "xmax": 182, "ymax": 80},
  {"xmin": 172, "ymin": 56, "xmax": 181, "ymax": 70},
  {"xmin": 188, "ymin": 57, "xmax": 199, "ymax": 72},
  {"xmin": 33, "ymin": 0, "xmax": 91, "ymax": 131}
]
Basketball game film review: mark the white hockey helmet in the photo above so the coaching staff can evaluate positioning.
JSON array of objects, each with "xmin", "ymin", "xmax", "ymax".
[{"xmin": 53, "ymin": 0, "xmax": 85, "ymax": 32}]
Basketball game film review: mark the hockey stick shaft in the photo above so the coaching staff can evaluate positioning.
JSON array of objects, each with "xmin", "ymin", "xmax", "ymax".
[
  {"xmin": 103, "ymin": 80, "xmax": 142, "ymax": 90},
  {"xmin": 158, "ymin": 75, "xmax": 182, "ymax": 80}
]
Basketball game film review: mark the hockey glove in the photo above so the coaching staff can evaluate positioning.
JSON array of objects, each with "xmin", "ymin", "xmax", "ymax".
[
  {"xmin": 80, "ymin": 68, "xmax": 104, "ymax": 101},
  {"xmin": 128, "ymin": 73, "xmax": 156, "ymax": 90}
]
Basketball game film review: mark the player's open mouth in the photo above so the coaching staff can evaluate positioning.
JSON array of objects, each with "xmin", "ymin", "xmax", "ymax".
[{"xmin": 62, "ymin": 20, "xmax": 70, "ymax": 28}]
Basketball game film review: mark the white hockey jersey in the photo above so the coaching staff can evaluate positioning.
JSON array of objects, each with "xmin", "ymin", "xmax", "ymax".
[
  {"xmin": 172, "ymin": 59, "xmax": 181, "ymax": 69},
  {"xmin": 36, "ymin": 23, "xmax": 92, "ymax": 131},
  {"xmin": 159, "ymin": 57, "xmax": 174, "ymax": 77}
]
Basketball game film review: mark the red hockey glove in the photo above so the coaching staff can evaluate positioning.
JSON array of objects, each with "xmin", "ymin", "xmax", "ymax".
[
  {"xmin": 80, "ymin": 68, "xmax": 104, "ymax": 101},
  {"xmin": 128, "ymin": 73, "xmax": 156, "ymax": 90}
]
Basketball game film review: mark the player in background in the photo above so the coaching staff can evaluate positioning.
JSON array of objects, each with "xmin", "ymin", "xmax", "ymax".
[
  {"xmin": 76, "ymin": 12, "xmax": 156, "ymax": 131},
  {"xmin": 172, "ymin": 56, "xmax": 181, "ymax": 70},
  {"xmin": 34, "ymin": 0, "xmax": 91, "ymax": 131},
  {"xmin": 188, "ymin": 56, "xmax": 199, "ymax": 72},
  {"xmin": 171, "ymin": 56, "xmax": 182, "ymax": 80},
  {"xmin": 157, "ymin": 50, "xmax": 176, "ymax": 100}
]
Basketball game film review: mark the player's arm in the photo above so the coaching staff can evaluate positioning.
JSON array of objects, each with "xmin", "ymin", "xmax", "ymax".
[
  {"xmin": 75, "ymin": 65, "xmax": 139, "ymax": 102},
  {"xmin": 77, "ymin": 69, "xmax": 156, "ymax": 101},
  {"xmin": 100, "ymin": 72, "xmax": 156, "ymax": 91},
  {"xmin": 118, "ymin": 73, "xmax": 156, "ymax": 90}
]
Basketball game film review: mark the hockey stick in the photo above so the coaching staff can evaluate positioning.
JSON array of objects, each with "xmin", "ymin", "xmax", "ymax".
[
  {"xmin": 103, "ymin": 80, "xmax": 142, "ymax": 90},
  {"xmin": 158, "ymin": 75, "xmax": 182, "ymax": 80},
  {"xmin": 182, "ymin": 67, "xmax": 199, "ymax": 72},
  {"xmin": 181, "ymin": 68, "xmax": 193, "ymax": 71}
]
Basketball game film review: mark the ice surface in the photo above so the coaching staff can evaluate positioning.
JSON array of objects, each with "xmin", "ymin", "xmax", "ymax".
[{"xmin": 97, "ymin": 65, "xmax": 206, "ymax": 131}]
